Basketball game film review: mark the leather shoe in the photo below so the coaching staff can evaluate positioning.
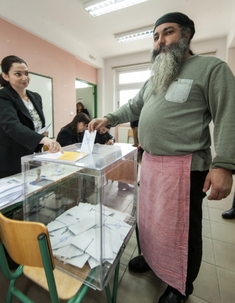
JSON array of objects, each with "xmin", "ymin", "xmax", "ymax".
[
  {"xmin": 158, "ymin": 287, "xmax": 188, "ymax": 303},
  {"xmin": 222, "ymin": 207, "xmax": 235, "ymax": 219},
  {"xmin": 128, "ymin": 255, "xmax": 151, "ymax": 273},
  {"xmin": 118, "ymin": 182, "xmax": 134, "ymax": 191}
]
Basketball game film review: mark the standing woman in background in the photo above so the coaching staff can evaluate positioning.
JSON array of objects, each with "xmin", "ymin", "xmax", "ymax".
[
  {"xmin": 76, "ymin": 101, "xmax": 90, "ymax": 118},
  {"xmin": 0, "ymin": 55, "xmax": 62, "ymax": 179}
]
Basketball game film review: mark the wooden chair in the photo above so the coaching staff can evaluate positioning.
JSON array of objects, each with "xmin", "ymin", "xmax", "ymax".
[
  {"xmin": 127, "ymin": 129, "xmax": 133, "ymax": 143},
  {"xmin": 0, "ymin": 213, "xmax": 118, "ymax": 303}
]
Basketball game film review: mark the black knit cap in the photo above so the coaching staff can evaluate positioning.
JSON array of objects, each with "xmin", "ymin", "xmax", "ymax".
[{"xmin": 154, "ymin": 12, "xmax": 195, "ymax": 40}]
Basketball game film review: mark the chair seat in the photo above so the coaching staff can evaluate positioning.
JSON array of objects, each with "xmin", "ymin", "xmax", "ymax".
[{"xmin": 23, "ymin": 265, "xmax": 84, "ymax": 300}]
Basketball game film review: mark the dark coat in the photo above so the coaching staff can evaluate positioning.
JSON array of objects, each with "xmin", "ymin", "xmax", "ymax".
[
  {"xmin": 0, "ymin": 85, "xmax": 45, "ymax": 178},
  {"xmin": 130, "ymin": 120, "xmax": 139, "ymax": 128},
  {"xmin": 56, "ymin": 128, "xmax": 84, "ymax": 147},
  {"xmin": 95, "ymin": 132, "xmax": 114, "ymax": 145},
  {"xmin": 76, "ymin": 108, "xmax": 90, "ymax": 118}
]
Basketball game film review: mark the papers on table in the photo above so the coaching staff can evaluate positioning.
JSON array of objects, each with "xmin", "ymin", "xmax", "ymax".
[
  {"xmin": 105, "ymin": 216, "xmax": 132, "ymax": 237},
  {"xmin": 50, "ymin": 229, "xmax": 74, "ymax": 249},
  {"xmin": 68, "ymin": 219, "xmax": 96, "ymax": 236},
  {"xmin": 34, "ymin": 151, "xmax": 88, "ymax": 163},
  {"xmin": 48, "ymin": 203, "xmax": 132, "ymax": 269},
  {"xmin": 47, "ymin": 220, "xmax": 67, "ymax": 232},
  {"xmin": 0, "ymin": 178, "xmax": 22, "ymax": 207}
]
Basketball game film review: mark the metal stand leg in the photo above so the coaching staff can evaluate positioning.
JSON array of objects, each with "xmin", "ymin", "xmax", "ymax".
[
  {"xmin": 105, "ymin": 284, "xmax": 112, "ymax": 303},
  {"xmin": 135, "ymin": 224, "xmax": 141, "ymax": 254}
]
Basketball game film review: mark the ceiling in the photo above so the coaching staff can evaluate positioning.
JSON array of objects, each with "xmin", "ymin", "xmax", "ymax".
[{"xmin": 1, "ymin": 0, "xmax": 235, "ymax": 68}]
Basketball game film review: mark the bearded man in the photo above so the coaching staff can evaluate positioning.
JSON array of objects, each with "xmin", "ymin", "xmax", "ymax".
[{"xmin": 88, "ymin": 12, "xmax": 235, "ymax": 303}]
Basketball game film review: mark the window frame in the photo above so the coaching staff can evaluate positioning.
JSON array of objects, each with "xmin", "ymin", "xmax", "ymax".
[{"xmin": 115, "ymin": 63, "xmax": 151, "ymax": 109}]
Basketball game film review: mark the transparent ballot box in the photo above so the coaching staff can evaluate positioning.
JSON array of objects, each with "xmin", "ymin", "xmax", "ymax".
[{"xmin": 21, "ymin": 143, "xmax": 137, "ymax": 290}]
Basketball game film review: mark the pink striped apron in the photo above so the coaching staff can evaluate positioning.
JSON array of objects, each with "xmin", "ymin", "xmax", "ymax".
[{"xmin": 139, "ymin": 152, "xmax": 192, "ymax": 295}]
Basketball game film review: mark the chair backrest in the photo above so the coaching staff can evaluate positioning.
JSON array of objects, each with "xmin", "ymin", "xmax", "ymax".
[
  {"xmin": 127, "ymin": 129, "xmax": 133, "ymax": 143},
  {"xmin": 0, "ymin": 213, "xmax": 54, "ymax": 268}
]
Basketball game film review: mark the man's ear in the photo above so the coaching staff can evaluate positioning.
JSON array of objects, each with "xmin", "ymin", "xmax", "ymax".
[{"xmin": 186, "ymin": 29, "xmax": 192, "ymax": 42}]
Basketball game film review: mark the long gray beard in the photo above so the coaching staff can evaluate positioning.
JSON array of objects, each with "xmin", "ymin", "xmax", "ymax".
[{"xmin": 150, "ymin": 38, "xmax": 188, "ymax": 94}]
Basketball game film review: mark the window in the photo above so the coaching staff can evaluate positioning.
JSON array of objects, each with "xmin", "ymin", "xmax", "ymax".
[
  {"xmin": 119, "ymin": 89, "xmax": 140, "ymax": 107},
  {"xmin": 119, "ymin": 70, "xmax": 152, "ymax": 84},
  {"xmin": 115, "ymin": 64, "xmax": 151, "ymax": 108}
]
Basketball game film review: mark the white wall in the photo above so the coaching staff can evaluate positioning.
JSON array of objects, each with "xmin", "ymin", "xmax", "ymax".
[
  {"xmin": 28, "ymin": 73, "xmax": 54, "ymax": 138},
  {"xmin": 227, "ymin": 47, "xmax": 235, "ymax": 74},
  {"xmin": 192, "ymin": 37, "xmax": 226, "ymax": 60}
]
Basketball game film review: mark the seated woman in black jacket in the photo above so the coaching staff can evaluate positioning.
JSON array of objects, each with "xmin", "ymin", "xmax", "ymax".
[
  {"xmin": 95, "ymin": 125, "xmax": 114, "ymax": 145},
  {"xmin": 56, "ymin": 113, "xmax": 90, "ymax": 147}
]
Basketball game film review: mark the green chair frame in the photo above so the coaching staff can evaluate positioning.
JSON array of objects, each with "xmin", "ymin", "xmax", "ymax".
[{"xmin": 0, "ymin": 213, "xmax": 120, "ymax": 303}]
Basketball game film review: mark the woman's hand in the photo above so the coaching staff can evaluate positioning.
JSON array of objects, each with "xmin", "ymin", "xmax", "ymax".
[
  {"xmin": 106, "ymin": 139, "xmax": 114, "ymax": 145},
  {"xmin": 40, "ymin": 137, "xmax": 63, "ymax": 153}
]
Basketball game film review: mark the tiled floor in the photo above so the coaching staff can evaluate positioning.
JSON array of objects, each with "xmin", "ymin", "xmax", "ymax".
[{"xmin": 1, "ymin": 178, "xmax": 235, "ymax": 303}]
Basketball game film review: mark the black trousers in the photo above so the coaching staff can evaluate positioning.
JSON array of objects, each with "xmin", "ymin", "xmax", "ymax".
[{"xmin": 170, "ymin": 170, "xmax": 208, "ymax": 296}]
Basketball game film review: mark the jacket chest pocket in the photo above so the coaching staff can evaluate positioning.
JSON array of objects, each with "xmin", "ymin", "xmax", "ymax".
[{"xmin": 165, "ymin": 79, "xmax": 193, "ymax": 103}]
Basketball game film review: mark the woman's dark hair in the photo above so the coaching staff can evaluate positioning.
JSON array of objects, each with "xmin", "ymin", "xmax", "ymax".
[
  {"xmin": 62, "ymin": 113, "xmax": 90, "ymax": 134},
  {"xmin": 0, "ymin": 55, "xmax": 27, "ymax": 87},
  {"xmin": 76, "ymin": 101, "xmax": 85, "ymax": 111}
]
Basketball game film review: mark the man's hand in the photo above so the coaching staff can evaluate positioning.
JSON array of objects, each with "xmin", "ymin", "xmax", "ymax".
[
  {"xmin": 88, "ymin": 118, "xmax": 110, "ymax": 132},
  {"xmin": 203, "ymin": 168, "xmax": 233, "ymax": 200}
]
